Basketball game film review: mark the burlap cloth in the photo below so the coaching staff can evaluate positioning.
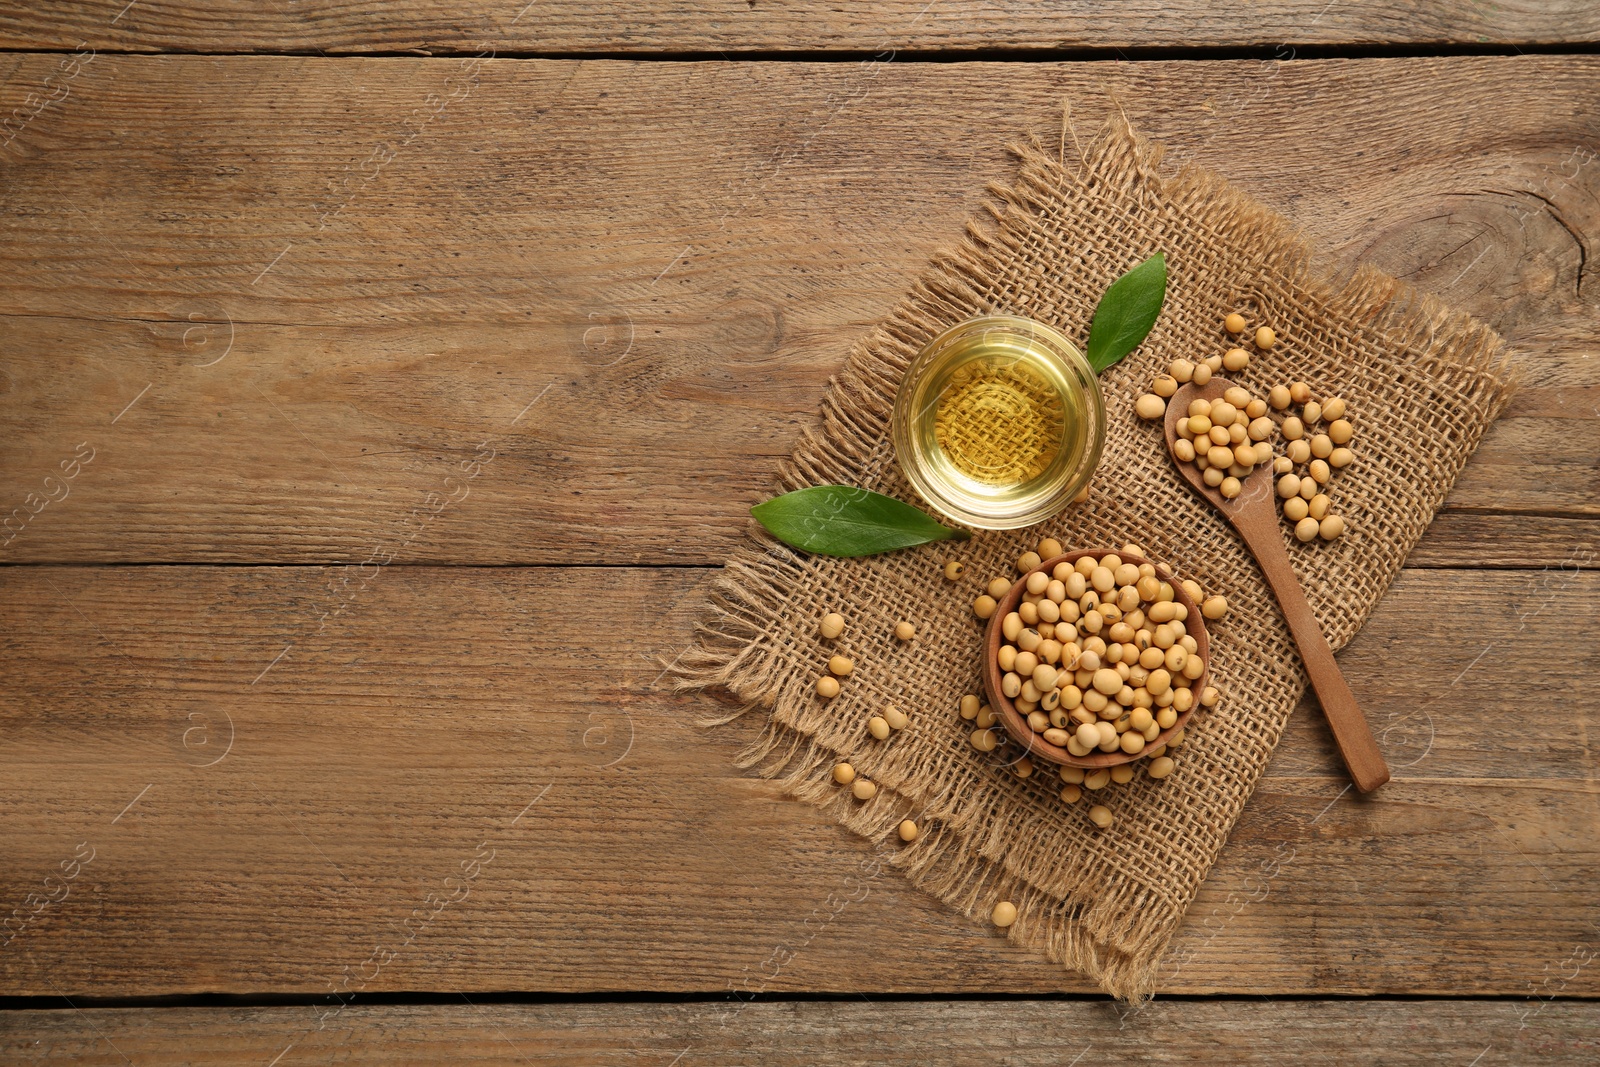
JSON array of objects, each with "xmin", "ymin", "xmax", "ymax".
[{"xmin": 674, "ymin": 116, "xmax": 1515, "ymax": 1001}]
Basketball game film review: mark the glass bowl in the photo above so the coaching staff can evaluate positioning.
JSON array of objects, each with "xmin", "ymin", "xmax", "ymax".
[{"xmin": 891, "ymin": 315, "xmax": 1104, "ymax": 530}]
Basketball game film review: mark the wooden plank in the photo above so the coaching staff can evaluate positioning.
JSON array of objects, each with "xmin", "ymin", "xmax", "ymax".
[
  {"xmin": 3, "ymin": 999, "xmax": 1598, "ymax": 1065},
  {"xmin": 2, "ymin": 1, "xmax": 1599, "ymax": 54},
  {"xmin": 2, "ymin": 565, "xmax": 1596, "ymax": 997},
  {"xmin": 1408, "ymin": 513, "xmax": 1598, "ymax": 569},
  {"xmin": 0, "ymin": 55, "xmax": 1595, "ymax": 565},
  {"xmin": 0, "ymin": 312, "xmax": 1586, "ymax": 568}
]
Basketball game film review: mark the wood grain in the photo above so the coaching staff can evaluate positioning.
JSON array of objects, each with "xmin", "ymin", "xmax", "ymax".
[
  {"xmin": 0, "ymin": 55, "xmax": 1594, "ymax": 565},
  {"xmin": 2, "ymin": 564, "xmax": 1595, "ymax": 998},
  {"xmin": 1408, "ymin": 513, "xmax": 1598, "ymax": 569},
  {"xmin": 4, "ymin": 999, "xmax": 1598, "ymax": 1065},
  {"xmin": 1, "ymin": 1, "xmax": 1598, "ymax": 54}
]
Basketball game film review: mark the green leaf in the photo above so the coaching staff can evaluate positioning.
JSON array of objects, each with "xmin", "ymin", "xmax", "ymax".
[
  {"xmin": 751, "ymin": 485, "xmax": 971, "ymax": 558},
  {"xmin": 1084, "ymin": 252, "xmax": 1167, "ymax": 374}
]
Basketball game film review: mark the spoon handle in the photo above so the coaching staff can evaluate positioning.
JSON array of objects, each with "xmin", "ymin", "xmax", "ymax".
[{"xmin": 1231, "ymin": 504, "xmax": 1391, "ymax": 793}]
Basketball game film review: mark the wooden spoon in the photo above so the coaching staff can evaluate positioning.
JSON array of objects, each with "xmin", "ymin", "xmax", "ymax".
[{"xmin": 1165, "ymin": 377, "xmax": 1390, "ymax": 793}]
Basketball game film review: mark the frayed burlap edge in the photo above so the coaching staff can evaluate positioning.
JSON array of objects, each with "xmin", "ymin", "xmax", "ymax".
[{"xmin": 673, "ymin": 113, "xmax": 1514, "ymax": 1003}]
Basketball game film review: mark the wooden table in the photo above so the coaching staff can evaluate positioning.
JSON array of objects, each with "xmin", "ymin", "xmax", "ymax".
[{"xmin": 2, "ymin": 5, "xmax": 1597, "ymax": 1062}]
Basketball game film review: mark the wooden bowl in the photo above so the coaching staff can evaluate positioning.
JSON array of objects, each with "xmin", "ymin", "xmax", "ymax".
[{"xmin": 981, "ymin": 549, "xmax": 1210, "ymax": 768}]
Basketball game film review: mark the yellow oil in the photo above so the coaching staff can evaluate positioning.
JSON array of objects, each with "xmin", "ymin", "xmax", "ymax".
[
  {"xmin": 933, "ymin": 360, "xmax": 1066, "ymax": 487},
  {"xmin": 914, "ymin": 337, "xmax": 1090, "ymax": 508},
  {"xmin": 893, "ymin": 314, "xmax": 1103, "ymax": 529}
]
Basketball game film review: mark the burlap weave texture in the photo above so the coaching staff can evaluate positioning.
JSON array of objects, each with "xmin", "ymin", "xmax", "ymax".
[{"xmin": 676, "ymin": 116, "xmax": 1515, "ymax": 1001}]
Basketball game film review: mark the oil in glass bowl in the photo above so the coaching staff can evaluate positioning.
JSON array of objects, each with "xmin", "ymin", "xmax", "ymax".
[{"xmin": 891, "ymin": 315, "xmax": 1104, "ymax": 530}]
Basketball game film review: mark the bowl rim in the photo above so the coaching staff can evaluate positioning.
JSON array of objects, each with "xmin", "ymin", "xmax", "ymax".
[
  {"xmin": 890, "ymin": 313, "xmax": 1105, "ymax": 531},
  {"xmin": 981, "ymin": 548, "xmax": 1209, "ymax": 768}
]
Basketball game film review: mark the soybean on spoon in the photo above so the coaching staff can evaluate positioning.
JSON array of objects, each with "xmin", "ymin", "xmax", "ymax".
[{"xmin": 1163, "ymin": 376, "xmax": 1390, "ymax": 793}]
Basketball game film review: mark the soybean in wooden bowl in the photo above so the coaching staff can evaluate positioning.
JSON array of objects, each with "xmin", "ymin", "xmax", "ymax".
[{"xmin": 981, "ymin": 549, "xmax": 1210, "ymax": 769}]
